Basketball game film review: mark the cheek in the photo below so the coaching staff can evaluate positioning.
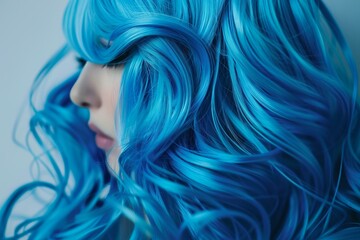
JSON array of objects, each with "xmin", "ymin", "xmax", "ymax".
[
  {"xmin": 102, "ymin": 66, "xmax": 123, "ymax": 140},
  {"xmin": 107, "ymin": 73, "xmax": 121, "ymax": 115},
  {"xmin": 106, "ymin": 89, "xmax": 119, "ymax": 116},
  {"xmin": 102, "ymin": 76, "xmax": 120, "ymax": 115},
  {"xmin": 103, "ymin": 78, "xmax": 121, "ymax": 136}
]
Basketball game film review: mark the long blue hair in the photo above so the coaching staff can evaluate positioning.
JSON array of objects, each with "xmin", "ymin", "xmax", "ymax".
[{"xmin": 1, "ymin": 0, "xmax": 360, "ymax": 239}]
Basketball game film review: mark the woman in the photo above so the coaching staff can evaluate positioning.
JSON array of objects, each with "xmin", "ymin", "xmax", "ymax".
[{"xmin": 1, "ymin": 0, "xmax": 360, "ymax": 239}]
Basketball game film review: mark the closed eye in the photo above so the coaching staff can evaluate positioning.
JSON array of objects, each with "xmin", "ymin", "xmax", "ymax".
[{"xmin": 75, "ymin": 50, "xmax": 130, "ymax": 69}]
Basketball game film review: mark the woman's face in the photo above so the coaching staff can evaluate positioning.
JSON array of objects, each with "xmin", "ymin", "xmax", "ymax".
[{"xmin": 70, "ymin": 62, "xmax": 122, "ymax": 173}]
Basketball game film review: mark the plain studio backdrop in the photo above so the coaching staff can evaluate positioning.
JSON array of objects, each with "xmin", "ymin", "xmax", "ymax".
[{"xmin": 0, "ymin": 0, "xmax": 359, "ymax": 230}]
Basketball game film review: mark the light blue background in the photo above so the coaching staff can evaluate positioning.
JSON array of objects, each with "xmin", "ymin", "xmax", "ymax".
[
  {"xmin": 0, "ymin": 0, "xmax": 359, "ymax": 228},
  {"xmin": 0, "ymin": 1, "xmax": 68, "ymax": 205}
]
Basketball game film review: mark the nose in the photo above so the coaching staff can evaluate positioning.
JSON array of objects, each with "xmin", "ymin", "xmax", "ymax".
[{"xmin": 70, "ymin": 63, "xmax": 101, "ymax": 109}]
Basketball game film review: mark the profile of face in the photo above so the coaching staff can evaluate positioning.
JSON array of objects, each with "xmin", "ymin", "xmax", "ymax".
[{"xmin": 70, "ymin": 62, "xmax": 123, "ymax": 173}]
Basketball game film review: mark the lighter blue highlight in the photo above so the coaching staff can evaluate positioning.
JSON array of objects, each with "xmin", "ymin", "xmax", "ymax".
[{"xmin": 1, "ymin": 0, "xmax": 360, "ymax": 239}]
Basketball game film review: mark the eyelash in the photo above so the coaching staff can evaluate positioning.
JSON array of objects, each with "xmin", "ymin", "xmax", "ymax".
[
  {"xmin": 101, "ymin": 63, "xmax": 120, "ymax": 69},
  {"xmin": 75, "ymin": 56, "xmax": 87, "ymax": 68},
  {"xmin": 75, "ymin": 56, "xmax": 121, "ymax": 69}
]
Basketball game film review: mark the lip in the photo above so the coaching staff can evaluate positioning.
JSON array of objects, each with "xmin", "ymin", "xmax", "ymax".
[{"xmin": 88, "ymin": 123, "xmax": 115, "ymax": 151}]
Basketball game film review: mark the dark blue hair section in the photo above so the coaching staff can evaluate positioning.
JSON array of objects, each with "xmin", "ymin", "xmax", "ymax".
[{"xmin": 2, "ymin": 0, "xmax": 360, "ymax": 239}]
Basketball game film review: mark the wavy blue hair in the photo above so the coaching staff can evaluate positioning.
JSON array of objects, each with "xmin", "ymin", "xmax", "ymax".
[{"xmin": 1, "ymin": 0, "xmax": 360, "ymax": 239}]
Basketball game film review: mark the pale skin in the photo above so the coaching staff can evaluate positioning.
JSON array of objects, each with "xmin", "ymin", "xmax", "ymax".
[{"xmin": 70, "ymin": 62, "xmax": 123, "ymax": 174}]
